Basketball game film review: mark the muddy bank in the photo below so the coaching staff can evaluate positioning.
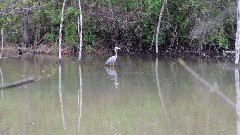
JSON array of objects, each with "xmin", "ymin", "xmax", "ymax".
[{"xmin": 0, "ymin": 42, "xmax": 235, "ymax": 61}]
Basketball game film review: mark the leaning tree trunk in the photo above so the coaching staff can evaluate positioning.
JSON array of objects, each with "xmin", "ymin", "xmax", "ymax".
[
  {"xmin": 235, "ymin": 0, "xmax": 240, "ymax": 64},
  {"xmin": 155, "ymin": 0, "xmax": 167, "ymax": 54},
  {"xmin": 78, "ymin": 0, "xmax": 83, "ymax": 62},
  {"xmin": 58, "ymin": 0, "xmax": 67, "ymax": 62}
]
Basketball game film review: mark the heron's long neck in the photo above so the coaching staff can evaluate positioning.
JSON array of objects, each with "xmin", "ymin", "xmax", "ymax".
[{"xmin": 115, "ymin": 49, "xmax": 118, "ymax": 57}]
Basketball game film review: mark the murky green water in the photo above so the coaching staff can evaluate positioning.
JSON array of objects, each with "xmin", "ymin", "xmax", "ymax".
[{"xmin": 0, "ymin": 55, "xmax": 237, "ymax": 135}]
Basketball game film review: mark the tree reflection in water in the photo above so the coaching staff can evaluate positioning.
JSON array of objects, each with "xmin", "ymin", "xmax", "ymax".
[
  {"xmin": 78, "ymin": 63, "xmax": 83, "ymax": 132},
  {"xmin": 155, "ymin": 57, "xmax": 170, "ymax": 124},
  {"xmin": 58, "ymin": 64, "xmax": 66, "ymax": 130},
  {"xmin": 0, "ymin": 67, "xmax": 3, "ymax": 97},
  {"xmin": 235, "ymin": 68, "xmax": 240, "ymax": 135}
]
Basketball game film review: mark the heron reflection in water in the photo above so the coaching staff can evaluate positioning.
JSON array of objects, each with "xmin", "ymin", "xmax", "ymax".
[
  {"xmin": 105, "ymin": 67, "xmax": 119, "ymax": 89},
  {"xmin": 105, "ymin": 47, "xmax": 120, "ymax": 66}
]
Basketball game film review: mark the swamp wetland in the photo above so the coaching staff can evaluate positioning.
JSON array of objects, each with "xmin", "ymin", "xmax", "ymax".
[{"xmin": 0, "ymin": 54, "xmax": 238, "ymax": 135}]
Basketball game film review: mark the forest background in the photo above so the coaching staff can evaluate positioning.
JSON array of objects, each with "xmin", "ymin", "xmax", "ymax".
[{"xmin": 0, "ymin": 0, "xmax": 236, "ymax": 55}]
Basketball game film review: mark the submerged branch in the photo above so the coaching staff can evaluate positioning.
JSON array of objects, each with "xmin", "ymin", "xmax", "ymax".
[
  {"xmin": 178, "ymin": 58, "xmax": 235, "ymax": 108},
  {"xmin": 0, "ymin": 77, "xmax": 35, "ymax": 90}
]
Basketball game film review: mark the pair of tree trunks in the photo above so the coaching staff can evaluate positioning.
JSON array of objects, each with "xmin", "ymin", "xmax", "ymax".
[{"xmin": 58, "ymin": 0, "xmax": 83, "ymax": 62}]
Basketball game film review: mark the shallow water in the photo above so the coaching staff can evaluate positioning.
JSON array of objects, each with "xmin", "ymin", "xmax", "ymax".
[{"xmin": 0, "ymin": 54, "xmax": 238, "ymax": 135}]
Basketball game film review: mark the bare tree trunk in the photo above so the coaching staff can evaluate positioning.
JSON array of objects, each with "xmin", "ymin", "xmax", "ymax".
[
  {"xmin": 0, "ymin": 28, "xmax": 3, "ymax": 60},
  {"xmin": 58, "ymin": 0, "xmax": 67, "ymax": 62},
  {"xmin": 78, "ymin": 0, "xmax": 83, "ymax": 62},
  {"xmin": 155, "ymin": 0, "xmax": 167, "ymax": 54},
  {"xmin": 236, "ymin": 0, "xmax": 240, "ymax": 64}
]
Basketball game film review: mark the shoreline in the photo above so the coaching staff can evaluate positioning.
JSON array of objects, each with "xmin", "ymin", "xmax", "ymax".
[{"xmin": 0, "ymin": 44, "xmax": 235, "ymax": 62}]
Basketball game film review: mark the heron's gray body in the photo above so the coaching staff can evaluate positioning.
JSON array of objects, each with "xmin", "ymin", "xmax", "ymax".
[
  {"xmin": 105, "ymin": 47, "xmax": 120, "ymax": 65},
  {"xmin": 105, "ymin": 55, "xmax": 117, "ymax": 65}
]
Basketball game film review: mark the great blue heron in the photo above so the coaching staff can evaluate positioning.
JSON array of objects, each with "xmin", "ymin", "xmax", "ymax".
[{"xmin": 105, "ymin": 47, "xmax": 120, "ymax": 65}]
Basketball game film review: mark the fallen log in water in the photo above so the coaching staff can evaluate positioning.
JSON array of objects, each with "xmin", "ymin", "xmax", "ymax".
[{"xmin": 0, "ymin": 77, "xmax": 35, "ymax": 90}]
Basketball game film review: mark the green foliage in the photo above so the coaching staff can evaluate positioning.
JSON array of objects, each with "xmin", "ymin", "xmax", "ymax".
[
  {"xmin": 135, "ymin": 0, "xmax": 163, "ymax": 45},
  {"xmin": 207, "ymin": 28, "xmax": 230, "ymax": 49},
  {"xmin": 144, "ymin": 0, "xmax": 162, "ymax": 15},
  {"xmin": 32, "ymin": 8, "xmax": 45, "ymax": 21},
  {"xmin": 66, "ymin": 7, "xmax": 79, "ymax": 17},
  {"xmin": 142, "ymin": 22, "xmax": 155, "ymax": 44},
  {"xmin": 43, "ymin": 33, "xmax": 57, "ymax": 42},
  {"xmin": 159, "ymin": 30, "xmax": 166, "ymax": 45},
  {"xmin": 85, "ymin": 45, "xmax": 95, "ymax": 53},
  {"xmin": 0, "ymin": 0, "xmax": 237, "ymax": 52},
  {"xmin": 217, "ymin": 34, "xmax": 229, "ymax": 48},
  {"xmin": 64, "ymin": 23, "xmax": 78, "ymax": 44},
  {"xmin": 83, "ymin": 19, "xmax": 96, "ymax": 45},
  {"xmin": 84, "ymin": 32, "xmax": 96, "ymax": 45},
  {"xmin": 7, "ymin": 32, "xmax": 20, "ymax": 44}
]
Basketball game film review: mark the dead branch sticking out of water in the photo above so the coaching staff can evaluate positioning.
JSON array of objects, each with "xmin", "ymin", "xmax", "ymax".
[
  {"xmin": 0, "ymin": 77, "xmax": 34, "ymax": 90},
  {"xmin": 178, "ymin": 58, "xmax": 235, "ymax": 108}
]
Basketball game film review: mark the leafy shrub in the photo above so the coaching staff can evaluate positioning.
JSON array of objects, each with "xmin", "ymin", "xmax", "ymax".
[
  {"xmin": 43, "ymin": 33, "xmax": 57, "ymax": 42},
  {"xmin": 64, "ymin": 23, "xmax": 78, "ymax": 44}
]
